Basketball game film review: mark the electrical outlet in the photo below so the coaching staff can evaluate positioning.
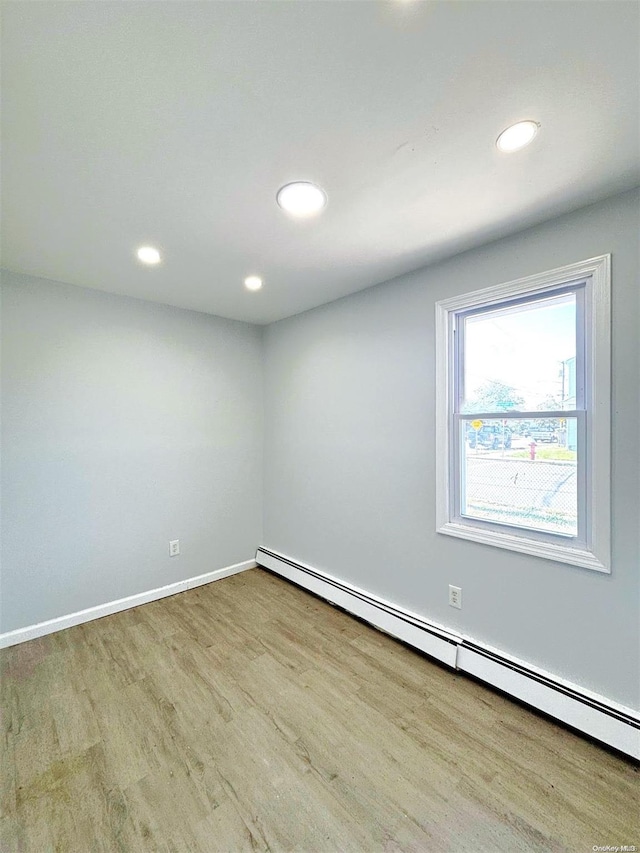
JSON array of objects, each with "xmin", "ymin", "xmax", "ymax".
[
  {"xmin": 169, "ymin": 539, "xmax": 180, "ymax": 557},
  {"xmin": 449, "ymin": 585, "xmax": 462, "ymax": 609}
]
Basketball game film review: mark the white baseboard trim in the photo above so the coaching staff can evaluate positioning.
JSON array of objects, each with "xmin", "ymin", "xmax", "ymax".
[
  {"xmin": 0, "ymin": 559, "xmax": 256, "ymax": 649},
  {"xmin": 256, "ymin": 547, "xmax": 640, "ymax": 760}
]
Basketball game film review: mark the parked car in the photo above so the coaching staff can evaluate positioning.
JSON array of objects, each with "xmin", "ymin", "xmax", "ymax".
[
  {"xmin": 467, "ymin": 424, "xmax": 512, "ymax": 450},
  {"xmin": 528, "ymin": 425, "xmax": 558, "ymax": 443}
]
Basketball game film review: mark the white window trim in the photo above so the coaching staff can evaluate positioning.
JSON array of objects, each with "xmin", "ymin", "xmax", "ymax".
[{"xmin": 435, "ymin": 255, "xmax": 611, "ymax": 573}]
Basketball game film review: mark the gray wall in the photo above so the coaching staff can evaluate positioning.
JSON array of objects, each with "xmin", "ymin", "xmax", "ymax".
[
  {"xmin": 1, "ymin": 272, "xmax": 263, "ymax": 632},
  {"xmin": 2, "ymin": 190, "xmax": 638, "ymax": 710},
  {"xmin": 263, "ymin": 188, "xmax": 640, "ymax": 709}
]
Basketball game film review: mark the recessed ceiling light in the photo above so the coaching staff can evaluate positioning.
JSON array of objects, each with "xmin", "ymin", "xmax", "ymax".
[
  {"xmin": 244, "ymin": 275, "xmax": 263, "ymax": 291},
  {"xmin": 136, "ymin": 246, "xmax": 161, "ymax": 265},
  {"xmin": 276, "ymin": 181, "xmax": 327, "ymax": 218},
  {"xmin": 496, "ymin": 121, "xmax": 539, "ymax": 153}
]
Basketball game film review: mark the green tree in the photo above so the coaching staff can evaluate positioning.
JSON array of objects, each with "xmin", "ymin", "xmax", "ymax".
[
  {"xmin": 534, "ymin": 393, "xmax": 563, "ymax": 433},
  {"xmin": 465, "ymin": 380, "xmax": 524, "ymax": 414},
  {"xmin": 537, "ymin": 393, "xmax": 562, "ymax": 412}
]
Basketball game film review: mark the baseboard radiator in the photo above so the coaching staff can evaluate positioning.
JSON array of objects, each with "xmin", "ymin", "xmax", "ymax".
[{"xmin": 256, "ymin": 547, "xmax": 639, "ymax": 761}]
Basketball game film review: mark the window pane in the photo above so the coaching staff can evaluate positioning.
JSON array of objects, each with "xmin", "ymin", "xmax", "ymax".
[
  {"xmin": 461, "ymin": 292, "xmax": 576, "ymax": 414},
  {"xmin": 461, "ymin": 417, "xmax": 578, "ymax": 536}
]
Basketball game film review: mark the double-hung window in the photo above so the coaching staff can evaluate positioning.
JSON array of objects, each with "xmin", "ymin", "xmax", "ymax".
[{"xmin": 436, "ymin": 256, "xmax": 611, "ymax": 572}]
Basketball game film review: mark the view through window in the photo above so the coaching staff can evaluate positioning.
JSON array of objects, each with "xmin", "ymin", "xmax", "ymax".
[{"xmin": 456, "ymin": 290, "xmax": 581, "ymax": 538}]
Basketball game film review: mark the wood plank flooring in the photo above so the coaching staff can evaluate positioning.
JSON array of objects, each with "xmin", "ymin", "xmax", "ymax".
[{"xmin": 1, "ymin": 567, "xmax": 638, "ymax": 852}]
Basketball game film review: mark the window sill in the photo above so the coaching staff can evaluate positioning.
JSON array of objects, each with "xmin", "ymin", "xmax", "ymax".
[{"xmin": 437, "ymin": 521, "xmax": 610, "ymax": 573}]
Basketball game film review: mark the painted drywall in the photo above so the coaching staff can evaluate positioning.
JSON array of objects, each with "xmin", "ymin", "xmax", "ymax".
[
  {"xmin": 0, "ymin": 272, "xmax": 263, "ymax": 632},
  {"xmin": 263, "ymin": 187, "xmax": 640, "ymax": 709}
]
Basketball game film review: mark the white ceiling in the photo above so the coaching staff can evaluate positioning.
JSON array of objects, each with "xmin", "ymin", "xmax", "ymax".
[{"xmin": 2, "ymin": 1, "xmax": 639, "ymax": 325}]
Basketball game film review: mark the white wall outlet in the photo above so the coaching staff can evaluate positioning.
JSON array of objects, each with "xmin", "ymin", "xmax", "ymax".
[
  {"xmin": 449, "ymin": 585, "xmax": 462, "ymax": 609},
  {"xmin": 169, "ymin": 539, "xmax": 180, "ymax": 557}
]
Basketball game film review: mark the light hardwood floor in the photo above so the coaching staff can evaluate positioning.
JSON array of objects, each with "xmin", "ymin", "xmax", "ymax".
[{"xmin": 1, "ymin": 568, "xmax": 638, "ymax": 852}]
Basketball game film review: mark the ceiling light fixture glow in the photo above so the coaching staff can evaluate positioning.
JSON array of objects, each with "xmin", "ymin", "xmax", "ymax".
[
  {"xmin": 496, "ymin": 120, "xmax": 539, "ymax": 153},
  {"xmin": 136, "ymin": 246, "xmax": 162, "ymax": 265},
  {"xmin": 276, "ymin": 181, "xmax": 327, "ymax": 217},
  {"xmin": 244, "ymin": 275, "xmax": 263, "ymax": 291}
]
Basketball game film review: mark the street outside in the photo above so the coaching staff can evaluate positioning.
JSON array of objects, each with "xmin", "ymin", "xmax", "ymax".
[{"xmin": 463, "ymin": 445, "xmax": 577, "ymax": 535}]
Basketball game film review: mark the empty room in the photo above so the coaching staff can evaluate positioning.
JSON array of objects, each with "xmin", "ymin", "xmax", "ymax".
[{"xmin": 1, "ymin": 1, "xmax": 639, "ymax": 850}]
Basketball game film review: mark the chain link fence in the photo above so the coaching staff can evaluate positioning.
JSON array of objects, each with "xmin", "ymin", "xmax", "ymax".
[{"xmin": 462, "ymin": 418, "xmax": 577, "ymax": 535}]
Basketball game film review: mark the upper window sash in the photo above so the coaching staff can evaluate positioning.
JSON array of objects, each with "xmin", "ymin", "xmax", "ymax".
[{"xmin": 451, "ymin": 283, "xmax": 586, "ymax": 418}]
